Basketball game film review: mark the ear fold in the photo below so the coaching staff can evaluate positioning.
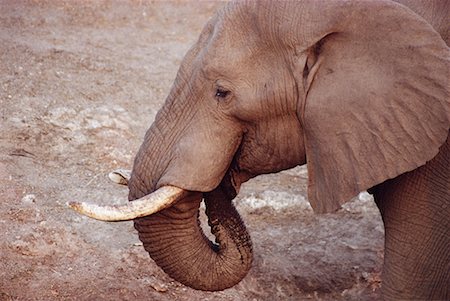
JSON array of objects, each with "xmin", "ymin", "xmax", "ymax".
[{"xmin": 299, "ymin": 1, "xmax": 450, "ymax": 213}]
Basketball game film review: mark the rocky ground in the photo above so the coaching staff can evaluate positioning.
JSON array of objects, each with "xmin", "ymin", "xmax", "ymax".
[{"xmin": 0, "ymin": 1, "xmax": 384, "ymax": 300}]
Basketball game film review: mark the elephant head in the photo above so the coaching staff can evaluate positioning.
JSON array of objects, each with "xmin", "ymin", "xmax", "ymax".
[{"xmin": 70, "ymin": 0, "xmax": 450, "ymax": 292}]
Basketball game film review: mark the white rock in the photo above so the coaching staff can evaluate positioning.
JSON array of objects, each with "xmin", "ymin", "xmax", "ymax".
[
  {"xmin": 240, "ymin": 190, "xmax": 312, "ymax": 211},
  {"xmin": 21, "ymin": 194, "xmax": 36, "ymax": 204}
]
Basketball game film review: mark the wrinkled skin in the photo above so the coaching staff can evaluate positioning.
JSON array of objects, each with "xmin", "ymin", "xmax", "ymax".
[{"xmin": 125, "ymin": 0, "xmax": 449, "ymax": 299}]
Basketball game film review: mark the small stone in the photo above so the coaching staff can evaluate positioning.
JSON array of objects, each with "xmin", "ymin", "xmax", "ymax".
[
  {"xmin": 21, "ymin": 194, "xmax": 36, "ymax": 204},
  {"xmin": 150, "ymin": 282, "xmax": 168, "ymax": 293}
]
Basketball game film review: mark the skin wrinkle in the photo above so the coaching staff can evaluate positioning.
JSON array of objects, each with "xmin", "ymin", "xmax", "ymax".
[
  {"xmin": 390, "ymin": 87, "xmax": 429, "ymax": 143},
  {"xmin": 137, "ymin": 235, "xmax": 195, "ymax": 250},
  {"xmin": 137, "ymin": 223, "xmax": 194, "ymax": 242},
  {"xmin": 131, "ymin": 72, "xmax": 203, "ymax": 198},
  {"xmin": 350, "ymin": 109, "xmax": 404, "ymax": 183},
  {"xmin": 165, "ymin": 249, "xmax": 203, "ymax": 281},
  {"xmin": 374, "ymin": 134, "xmax": 449, "ymax": 298},
  {"xmin": 139, "ymin": 229, "xmax": 197, "ymax": 243},
  {"xmin": 144, "ymin": 242, "xmax": 193, "ymax": 261},
  {"xmin": 136, "ymin": 219, "xmax": 195, "ymax": 231},
  {"xmin": 177, "ymin": 240, "xmax": 207, "ymax": 271},
  {"xmin": 284, "ymin": 54, "xmax": 303, "ymax": 117},
  {"xmin": 141, "ymin": 223, "xmax": 211, "ymax": 282},
  {"xmin": 348, "ymin": 114, "xmax": 383, "ymax": 181}
]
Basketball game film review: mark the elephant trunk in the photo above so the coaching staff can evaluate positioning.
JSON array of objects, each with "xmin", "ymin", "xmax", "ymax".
[{"xmin": 134, "ymin": 183, "xmax": 252, "ymax": 291}]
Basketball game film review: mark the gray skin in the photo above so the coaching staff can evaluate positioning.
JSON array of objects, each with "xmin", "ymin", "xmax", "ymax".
[{"xmin": 125, "ymin": 0, "xmax": 449, "ymax": 299}]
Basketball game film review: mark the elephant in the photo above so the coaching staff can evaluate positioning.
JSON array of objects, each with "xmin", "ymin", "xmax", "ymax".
[{"xmin": 69, "ymin": 0, "xmax": 450, "ymax": 300}]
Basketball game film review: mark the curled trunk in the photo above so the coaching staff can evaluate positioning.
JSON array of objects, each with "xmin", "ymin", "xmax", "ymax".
[{"xmin": 134, "ymin": 184, "xmax": 252, "ymax": 291}]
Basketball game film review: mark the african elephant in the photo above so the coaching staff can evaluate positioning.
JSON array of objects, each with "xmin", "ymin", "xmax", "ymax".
[{"xmin": 70, "ymin": 0, "xmax": 450, "ymax": 300}]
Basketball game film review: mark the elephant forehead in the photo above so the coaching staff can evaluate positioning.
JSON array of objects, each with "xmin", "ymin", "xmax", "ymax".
[
  {"xmin": 200, "ymin": 52, "xmax": 254, "ymax": 81},
  {"xmin": 199, "ymin": 12, "xmax": 263, "ymax": 69},
  {"xmin": 199, "ymin": 35, "xmax": 272, "ymax": 82},
  {"xmin": 203, "ymin": 33, "xmax": 259, "ymax": 63}
]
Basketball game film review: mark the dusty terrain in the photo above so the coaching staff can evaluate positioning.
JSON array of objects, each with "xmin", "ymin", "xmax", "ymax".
[{"xmin": 0, "ymin": 1, "xmax": 384, "ymax": 300}]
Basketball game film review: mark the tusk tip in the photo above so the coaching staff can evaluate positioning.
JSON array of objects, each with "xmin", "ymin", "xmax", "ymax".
[{"xmin": 67, "ymin": 201, "xmax": 84, "ymax": 212}]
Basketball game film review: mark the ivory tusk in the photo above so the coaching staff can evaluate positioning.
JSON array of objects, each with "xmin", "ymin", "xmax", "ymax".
[
  {"xmin": 108, "ymin": 169, "xmax": 131, "ymax": 186},
  {"xmin": 68, "ymin": 186, "xmax": 187, "ymax": 222}
]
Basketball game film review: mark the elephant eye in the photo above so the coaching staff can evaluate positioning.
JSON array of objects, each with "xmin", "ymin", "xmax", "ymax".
[{"xmin": 215, "ymin": 87, "xmax": 230, "ymax": 99}]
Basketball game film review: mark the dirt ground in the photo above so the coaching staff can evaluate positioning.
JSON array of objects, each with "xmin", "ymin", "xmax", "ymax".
[{"xmin": 0, "ymin": 1, "xmax": 384, "ymax": 300}]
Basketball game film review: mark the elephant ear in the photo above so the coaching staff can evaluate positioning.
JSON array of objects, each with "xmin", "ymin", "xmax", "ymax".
[{"xmin": 299, "ymin": 1, "xmax": 450, "ymax": 213}]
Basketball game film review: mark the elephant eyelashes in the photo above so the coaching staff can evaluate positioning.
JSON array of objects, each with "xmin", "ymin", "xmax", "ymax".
[{"xmin": 215, "ymin": 88, "xmax": 230, "ymax": 99}]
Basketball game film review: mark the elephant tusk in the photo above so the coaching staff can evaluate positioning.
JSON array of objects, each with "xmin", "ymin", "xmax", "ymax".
[
  {"xmin": 108, "ymin": 168, "xmax": 131, "ymax": 186},
  {"xmin": 67, "ymin": 186, "xmax": 187, "ymax": 222}
]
